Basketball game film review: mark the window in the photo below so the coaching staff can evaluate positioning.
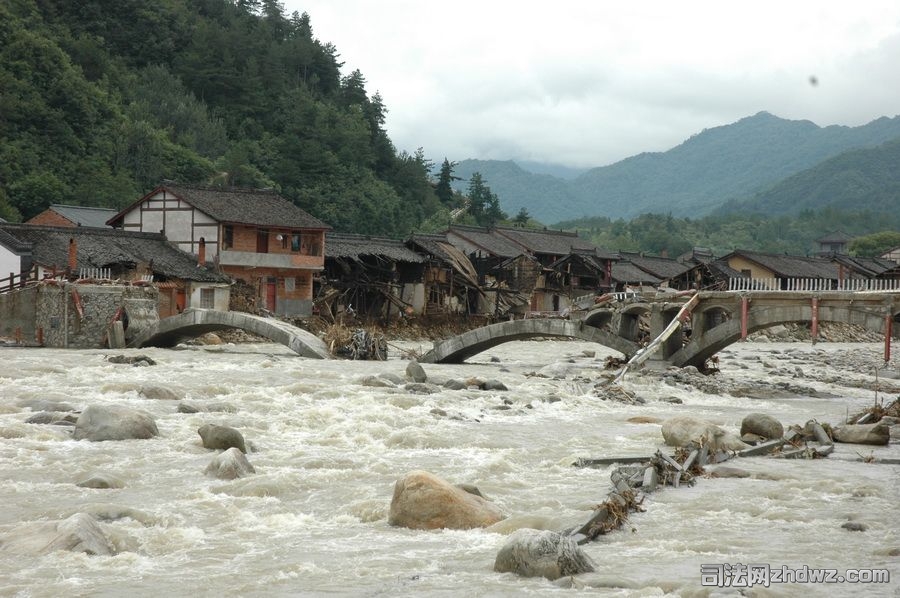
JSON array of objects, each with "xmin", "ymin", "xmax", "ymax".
[
  {"xmin": 200, "ymin": 288, "xmax": 215, "ymax": 309},
  {"xmin": 741, "ymin": 269, "xmax": 752, "ymax": 277},
  {"xmin": 291, "ymin": 233, "xmax": 301, "ymax": 252},
  {"xmin": 257, "ymin": 229, "xmax": 269, "ymax": 253},
  {"xmin": 223, "ymin": 225, "xmax": 233, "ymax": 249}
]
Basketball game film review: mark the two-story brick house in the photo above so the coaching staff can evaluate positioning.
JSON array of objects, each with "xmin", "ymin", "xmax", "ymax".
[{"xmin": 107, "ymin": 184, "xmax": 331, "ymax": 316}]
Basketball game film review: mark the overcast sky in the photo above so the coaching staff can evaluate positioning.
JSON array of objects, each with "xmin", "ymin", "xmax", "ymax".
[{"xmin": 284, "ymin": 1, "xmax": 900, "ymax": 169}]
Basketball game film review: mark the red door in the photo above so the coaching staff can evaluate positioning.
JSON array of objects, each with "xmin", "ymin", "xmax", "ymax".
[{"xmin": 266, "ymin": 279, "xmax": 277, "ymax": 312}]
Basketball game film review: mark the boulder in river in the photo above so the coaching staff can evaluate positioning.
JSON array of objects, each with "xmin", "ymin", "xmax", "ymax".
[
  {"xmin": 832, "ymin": 422, "xmax": 890, "ymax": 445},
  {"xmin": 494, "ymin": 529, "xmax": 595, "ymax": 580},
  {"xmin": 139, "ymin": 385, "xmax": 180, "ymax": 401},
  {"xmin": 73, "ymin": 405, "xmax": 159, "ymax": 441},
  {"xmin": 661, "ymin": 416, "xmax": 749, "ymax": 452},
  {"xmin": 0, "ymin": 513, "xmax": 116, "ymax": 556},
  {"xmin": 205, "ymin": 447, "xmax": 256, "ymax": 479},
  {"xmin": 198, "ymin": 423, "xmax": 247, "ymax": 453},
  {"xmin": 740, "ymin": 413, "xmax": 784, "ymax": 440},
  {"xmin": 388, "ymin": 470, "xmax": 503, "ymax": 530},
  {"xmin": 405, "ymin": 360, "xmax": 427, "ymax": 383}
]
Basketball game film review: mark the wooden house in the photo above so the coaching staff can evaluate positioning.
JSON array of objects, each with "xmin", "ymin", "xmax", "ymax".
[
  {"xmin": 406, "ymin": 233, "xmax": 483, "ymax": 316},
  {"xmin": 720, "ymin": 249, "xmax": 840, "ymax": 289},
  {"xmin": 321, "ymin": 233, "xmax": 427, "ymax": 321},
  {"xmin": 107, "ymin": 183, "xmax": 330, "ymax": 316},
  {"xmin": 815, "ymin": 231, "xmax": 853, "ymax": 255},
  {"xmin": 616, "ymin": 252, "xmax": 691, "ymax": 290}
]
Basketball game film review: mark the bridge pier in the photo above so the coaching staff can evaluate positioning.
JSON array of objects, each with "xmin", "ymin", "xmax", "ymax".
[{"xmin": 650, "ymin": 305, "xmax": 684, "ymax": 361}]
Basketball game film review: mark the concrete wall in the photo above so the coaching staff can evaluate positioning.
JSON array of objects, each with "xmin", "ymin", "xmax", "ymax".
[
  {"xmin": 188, "ymin": 283, "xmax": 230, "ymax": 311},
  {"xmin": 0, "ymin": 286, "xmax": 38, "ymax": 340},
  {"xmin": 33, "ymin": 284, "xmax": 159, "ymax": 348}
]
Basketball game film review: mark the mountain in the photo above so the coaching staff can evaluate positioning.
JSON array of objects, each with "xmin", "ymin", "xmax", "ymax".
[
  {"xmin": 452, "ymin": 160, "xmax": 576, "ymax": 223},
  {"xmin": 452, "ymin": 112, "xmax": 900, "ymax": 224},
  {"xmin": 719, "ymin": 137, "xmax": 900, "ymax": 215}
]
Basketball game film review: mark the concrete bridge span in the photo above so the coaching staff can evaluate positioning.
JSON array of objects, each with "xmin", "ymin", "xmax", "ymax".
[
  {"xmin": 128, "ymin": 309, "xmax": 330, "ymax": 359},
  {"xmin": 422, "ymin": 290, "xmax": 900, "ymax": 367},
  {"xmin": 419, "ymin": 317, "xmax": 640, "ymax": 364},
  {"xmin": 672, "ymin": 293, "xmax": 900, "ymax": 368}
]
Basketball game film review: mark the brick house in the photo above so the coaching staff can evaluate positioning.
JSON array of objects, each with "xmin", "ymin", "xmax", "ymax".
[
  {"xmin": 0, "ymin": 223, "xmax": 231, "ymax": 318},
  {"xmin": 26, "ymin": 205, "xmax": 117, "ymax": 228},
  {"xmin": 107, "ymin": 184, "xmax": 331, "ymax": 316}
]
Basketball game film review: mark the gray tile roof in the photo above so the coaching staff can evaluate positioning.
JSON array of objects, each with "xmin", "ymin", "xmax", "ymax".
[
  {"xmin": 110, "ymin": 184, "xmax": 331, "ymax": 230},
  {"xmin": 611, "ymin": 260, "xmax": 662, "ymax": 285},
  {"xmin": 618, "ymin": 252, "xmax": 691, "ymax": 280},
  {"xmin": 326, "ymin": 233, "xmax": 424, "ymax": 263},
  {"xmin": 493, "ymin": 227, "xmax": 615, "ymax": 258},
  {"xmin": 445, "ymin": 226, "xmax": 525, "ymax": 258},
  {"xmin": 725, "ymin": 250, "xmax": 839, "ymax": 279},
  {"xmin": 47, "ymin": 205, "xmax": 117, "ymax": 228},
  {"xmin": 0, "ymin": 224, "xmax": 230, "ymax": 282}
]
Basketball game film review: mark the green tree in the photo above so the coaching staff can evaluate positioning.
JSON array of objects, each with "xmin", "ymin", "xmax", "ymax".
[
  {"xmin": 849, "ymin": 231, "xmax": 900, "ymax": 257},
  {"xmin": 435, "ymin": 158, "xmax": 460, "ymax": 205}
]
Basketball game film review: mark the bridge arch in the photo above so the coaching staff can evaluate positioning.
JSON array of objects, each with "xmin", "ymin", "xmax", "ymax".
[
  {"xmin": 128, "ymin": 309, "xmax": 330, "ymax": 359},
  {"xmin": 419, "ymin": 318, "xmax": 639, "ymax": 364},
  {"xmin": 671, "ymin": 303, "xmax": 890, "ymax": 368}
]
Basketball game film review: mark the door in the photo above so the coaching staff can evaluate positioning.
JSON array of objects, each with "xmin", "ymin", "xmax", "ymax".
[
  {"xmin": 176, "ymin": 289, "xmax": 186, "ymax": 313},
  {"xmin": 266, "ymin": 278, "xmax": 277, "ymax": 312}
]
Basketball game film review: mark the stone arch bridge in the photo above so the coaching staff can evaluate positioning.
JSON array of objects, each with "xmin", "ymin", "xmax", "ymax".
[
  {"xmin": 129, "ymin": 308, "xmax": 329, "ymax": 359},
  {"xmin": 421, "ymin": 291, "xmax": 900, "ymax": 367}
]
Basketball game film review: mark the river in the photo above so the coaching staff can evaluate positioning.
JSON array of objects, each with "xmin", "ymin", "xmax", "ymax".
[{"xmin": 0, "ymin": 338, "xmax": 897, "ymax": 597}]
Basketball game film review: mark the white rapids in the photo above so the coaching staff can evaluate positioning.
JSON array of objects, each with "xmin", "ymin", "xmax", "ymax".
[{"xmin": 0, "ymin": 339, "xmax": 898, "ymax": 597}]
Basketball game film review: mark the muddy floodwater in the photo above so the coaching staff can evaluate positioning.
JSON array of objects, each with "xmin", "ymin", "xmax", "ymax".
[{"xmin": 0, "ymin": 339, "xmax": 898, "ymax": 597}]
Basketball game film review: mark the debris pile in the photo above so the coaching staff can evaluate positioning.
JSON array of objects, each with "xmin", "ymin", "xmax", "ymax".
[{"xmin": 326, "ymin": 326, "xmax": 388, "ymax": 360}]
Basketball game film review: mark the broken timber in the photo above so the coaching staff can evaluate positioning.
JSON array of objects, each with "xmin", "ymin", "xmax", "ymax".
[
  {"xmin": 568, "ymin": 424, "xmax": 837, "ymax": 545},
  {"xmin": 611, "ymin": 292, "xmax": 699, "ymax": 384}
]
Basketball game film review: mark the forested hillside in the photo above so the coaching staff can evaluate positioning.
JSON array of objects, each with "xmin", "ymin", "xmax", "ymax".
[
  {"xmin": 452, "ymin": 112, "xmax": 900, "ymax": 224},
  {"xmin": 0, "ymin": 0, "xmax": 442, "ymax": 236},
  {"xmin": 718, "ymin": 137, "xmax": 900, "ymax": 216}
]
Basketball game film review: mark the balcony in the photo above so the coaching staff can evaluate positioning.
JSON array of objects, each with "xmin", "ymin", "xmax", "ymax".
[{"xmin": 218, "ymin": 250, "xmax": 323, "ymax": 270}]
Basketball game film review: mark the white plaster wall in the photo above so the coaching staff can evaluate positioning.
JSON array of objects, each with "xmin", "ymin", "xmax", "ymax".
[{"xmin": 0, "ymin": 246, "xmax": 21, "ymax": 278}]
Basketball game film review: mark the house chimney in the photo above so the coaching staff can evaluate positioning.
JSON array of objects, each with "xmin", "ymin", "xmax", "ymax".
[
  {"xmin": 198, "ymin": 238, "xmax": 206, "ymax": 266},
  {"xmin": 67, "ymin": 238, "xmax": 77, "ymax": 272}
]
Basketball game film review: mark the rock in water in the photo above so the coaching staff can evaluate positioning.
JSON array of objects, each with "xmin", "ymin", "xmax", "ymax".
[
  {"xmin": 139, "ymin": 385, "xmax": 180, "ymax": 401},
  {"xmin": 494, "ymin": 529, "xmax": 595, "ymax": 580},
  {"xmin": 661, "ymin": 416, "xmax": 749, "ymax": 452},
  {"xmin": 0, "ymin": 513, "xmax": 116, "ymax": 556},
  {"xmin": 205, "ymin": 447, "xmax": 256, "ymax": 479},
  {"xmin": 740, "ymin": 413, "xmax": 784, "ymax": 440},
  {"xmin": 388, "ymin": 470, "xmax": 503, "ymax": 530},
  {"xmin": 832, "ymin": 422, "xmax": 890, "ymax": 445},
  {"xmin": 73, "ymin": 405, "xmax": 159, "ymax": 441},
  {"xmin": 405, "ymin": 360, "xmax": 427, "ymax": 383},
  {"xmin": 198, "ymin": 424, "xmax": 247, "ymax": 453}
]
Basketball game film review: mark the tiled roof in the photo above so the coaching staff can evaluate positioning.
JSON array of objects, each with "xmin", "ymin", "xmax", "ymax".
[
  {"xmin": 109, "ymin": 184, "xmax": 330, "ymax": 230},
  {"xmin": 611, "ymin": 261, "xmax": 662, "ymax": 284},
  {"xmin": 0, "ymin": 223, "xmax": 230, "ymax": 282},
  {"xmin": 444, "ymin": 226, "xmax": 525, "ymax": 258},
  {"xmin": 816, "ymin": 231, "xmax": 853, "ymax": 244},
  {"xmin": 618, "ymin": 252, "xmax": 691, "ymax": 279},
  {"xmin": 48, "ymin": 205, "xmax": 117, "ymax": 228},
  {"xmin": 833, "ymin": 255, "xmax": 900, "ymax": 278},
  {"xmin": 493, "ymin": 226, "xmax": 615, "ymax": 258},
  {"xmin": 326, "ymin": 233, "xmax": 424, "ymax": 263},
  {"xmin": 724, "ymin": 250, "xmax": 839, "ymax": 279},
  {"xmin": 0, "ymin": 227, "xmax": 32, "ymax": 254}
]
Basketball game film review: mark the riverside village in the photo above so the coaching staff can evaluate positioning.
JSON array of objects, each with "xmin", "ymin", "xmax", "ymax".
[{"xmin": 1, "ymin": 183, "xmax": 898, "ymax": 592}]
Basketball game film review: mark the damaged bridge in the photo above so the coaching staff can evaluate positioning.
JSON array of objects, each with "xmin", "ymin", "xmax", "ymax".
[
  {"xmin": 128, "ymin": 308, "xmax": 330, "ymax": 359},
  {"xmin": 421, "ymin": 290, "xmax": 900, "ymax": 367}
]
